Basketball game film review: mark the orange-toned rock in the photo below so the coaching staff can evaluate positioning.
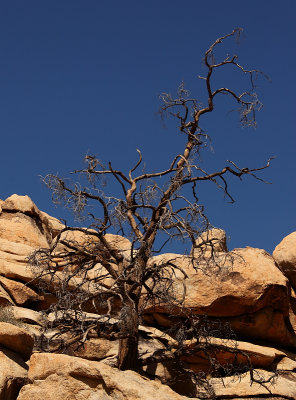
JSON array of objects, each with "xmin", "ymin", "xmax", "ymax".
[
  {"xmin": 0, "ymin": 347, "xmax": 28, "ymax": 399},
  {"xmin": 8, "ymin": 306, "xmax": 44, "ymax": 326},
  {"xmin": 0, "ymin": 196, "xmax": 50, "ymax": 287},
  {"xmin": 145, "ymin": 247, "xmax": 294, "ymax": 347},
  {"xmin": 53, "ymin": 229, "xmax": 132, "ymax": 259},
  {"xmin": 0, "ymin": 238, "xmax": 39, "ymax": 283},
  {"xmin": 0, "ymin": 276, "xmax": 40, "ymax": 306},
  {"xmin": 0, "ymin": 195, "xmax": 50, "ymax": 288},
  {"xmin": 147, "ymin": 247, "xmax": 289, "ymax": 317},
  {"xmin": 1, "ymin": 194, "xmax": 40, "ymax": 216},
  {"xmin": 0, "ymin": 322, "xmax": 34, "ymax": 360},
  {"xmin": 191, "ymin": 228, "xmax": 228, "ymax": 258},
  {"xmin": 39, "ymin": 211, "xmax": 64, "ymax": 239},
  {"xmin": 210, "ymin": 369, "xmax": 296, "ymax": 398},
  {"xmin": 18, "ymin": 353, "xmax": 193, "ymax": 400},
  {"xmin": 0, "ymin": 285, "xmax": 13, "ymax": 306},
  {"xmin": 181, "ymin": 337, "xmax": 288, "ymax": 373},
  {"xmin": 0, "ymin": 212, "xmax": 49, "ymax": 248},
  {"xmin": 273, "ymin": 231, "xmax": 296, "ymax": 291}
]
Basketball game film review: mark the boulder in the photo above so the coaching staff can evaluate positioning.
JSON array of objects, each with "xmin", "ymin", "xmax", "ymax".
[
  {"xmin": 17, "ymin": 353, "xmax": 193, "ymax": 400},
  {"xmin": 0, "ymin": 196, "xmax": 50, "ymax": 288},
  {"xmin": 1, "ymin": 194, "xmax": 40, "ymax": 216},
  {"xmin": 210, "ymin": 369, "xmax": 296, "ymax": 398},
  {"xmin": 273, "ymin": 231, "xmax": 296, "ymax": 291},
  {"xmin": 39, "ymin": 211, "xmax": 64, "ymax": 239},
  {"xmin": 180, "ymin": 337, "xmax": 288, "ymax": 374},
  {"xmin": 0, "ymin": 322, "xmax": 34, "ymax": 360},
  {"xmin": 191, "ymin": 228, "xmax": 228, "ymax": 258},
  {"xmin": 104, "ymin": 233, "xmax": 134, "ymax": 260},
  {"xmin": 8, "ymin": 306, "xmax": 45, "ymax": 326},
  {"xmin": 147, "ymin": 247, "xmax": 289, "ymax": 316},
  {"xmin": 144, "ymin": 247, "xmax": 295, "ymax": 347},
  {"xmin": 0, "ymin": 238, "xmax": 38, "ymax": 283},
  {"xmin": 0, "ymin": 347, "xmax": 28, "ymax": 400},
  {"xmin": 0, "ymin": 276, "xmax": 40, "ymax": 306},
  {"xmin": 0, "ymin": 285, "xmax": 14, "ymax": 306},
  {"xmin": 53, "ymin": 229, "xmax": 132, "ymax": 260},
  {"xmin": 0, "ymin": 210, "xmax": 49, "ymax": 249}
]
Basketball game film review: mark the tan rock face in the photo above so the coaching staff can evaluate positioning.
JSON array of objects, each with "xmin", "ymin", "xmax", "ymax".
[
  {"xmin": 0, "ymin": 212, "xmax": 49, "ymax": 248},
  {"xmin": 54, "ymin": 230, "xmax": 132, "ymax": 259},
  {"xmin": 273, "ymin": 231, "xmax": 296, "ymax": 291},
  {"xmin": 1, "ymin": 194, "xmax": 64, "ymax": 242},
  {"xmin": 39, "ymin": 211, "xmax": 64, "ymax": 239},
  {"xmin": 210, "ymin": 369, "xmax": 296, "ymax": 398},
  {"xmin": 145, "ymin": 247, "xmax": 293, "ymax": 346},
  {"xmin": 0, "ymin": 239, "xmax": 40, "ymax": 284},
  {"xmin": 18, "ymin": 353, "xmax": 193, "ymax": 400},
  {"xmin": 147, "ymin": 247, "xmax": 289, "ymax": 316},
  {"xmin": 181, "ymin": 337, "xmax": 287, "ymax": 374},
  {"xmin": 0, "ymin": 196, "xmax": 52, "ymax": 292},
  {"xmin": 191, "ymin": 228, "xmax": 228, "ymax": 258},
  {"xmin": 0, "ymin": 285, "xmax": 14, "ymax": 306},
  {"xmin": 0, "ymin": 347, "xmax": 28, "ymax": 400},
  {"xmin": 0, "ymin": 276, "xmax": 40, "ymax": 306},
  {"xmin": 0, "ymin": 322, "xmax": 34, "ymax": 361},
  {"xmin": 0, "ymin": 196, "xmax": 294, "ymax": 399},
  {"xmin": 8, "ymin": 306, "xmax": 45, "ymax": 326},
  {"xmin": 2, "ymin": 194, "xmax": 40, "ymax": 216}
]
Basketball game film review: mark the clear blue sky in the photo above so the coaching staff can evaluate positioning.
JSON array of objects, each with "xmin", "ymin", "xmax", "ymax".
[{"xmin": 0, "ymin": 1, "xmax": 295, "ymax": 253}]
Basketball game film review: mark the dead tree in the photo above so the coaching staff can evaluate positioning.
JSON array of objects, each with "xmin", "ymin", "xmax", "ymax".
[{"xmin": 30, "ymin": 28, "xmax": 271, "ymax": 373}]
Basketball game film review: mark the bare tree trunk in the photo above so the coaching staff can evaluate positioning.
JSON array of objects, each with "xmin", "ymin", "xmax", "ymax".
[
  {"xmin": 118, "ymin": 333, "xmax": 139, "ymax": 371},
  {"xmin": 118, "ymin": 298, "xmax": 139, "ymax": 371}
]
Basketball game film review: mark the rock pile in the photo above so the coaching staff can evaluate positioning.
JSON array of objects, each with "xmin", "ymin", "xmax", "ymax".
[{"xmin": 0, "ymin": 194, "xmax": 295, "ymax": 399}]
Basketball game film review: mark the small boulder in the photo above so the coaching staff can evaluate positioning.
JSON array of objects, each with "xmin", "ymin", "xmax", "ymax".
[
  {"xmin": 39, "ymin": 211, "xmax": 64, "ymax": 239},
  {"xmin": 273, "ymin": 231, "xmax": 296, "ymax": 291},
  {"xmin": 2, "ymin": 194, "xmax": 39, "ymax": 216},
  {"xmin": 0, "ymin": 347, "xmax": 28, "ymax": 400},
  {"xmin": 191, "ymin": 228, "xmax": 228, "ymax": 258},
  {"xmin": 0, "ymin": 276, "xmax": 40, "ymax": 306},
  {"xmin": 210, "ymin": 369, "xmax": 296, "ymax": 398},
  {"xmin": 0, "ymin": 322, "xmax": 34, "ymax": 361}
]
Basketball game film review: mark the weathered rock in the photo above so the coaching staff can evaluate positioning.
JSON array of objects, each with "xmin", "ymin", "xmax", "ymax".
[
  {"xmin": 277, "ymin": 355, "xmax": 296, "ymax": 371},
  {"xmin": 145, "ymin": 247, "xmax": 295, "ymax": 347},
  {"xmin": 2, "ymin": 194, "xmax": 40, "ymax": 216},
  {"xmin": 148, "ymin": 247, "xmax": 289, "ymax": 316},
  {"xmin": 0, "ymin": 211, "xmax": 48, "ymax": 249},
  {"xmin": 39, "ymin": 211, "xmax": 64, "ymax": 239},
  {"xmin": 0, "ymin": 276, "xmax": 40, "ymax": 306},
  {"xmin": 0, "ymin": 285, "xmax": 14, "ymax": 306},
  {"xmin": 54, "ymin": 230, "xmax": 132, "ymax": 260},
  {"xmin": 191, "ymin": 228, "xmax": 228, "ymax": 258},
  {"xmin": 0, "ymin": 196, "xmax": 50, "ymax": 288},
  {"xmin": 0, "ymin": 347, "xmax": 28, "ymax": 400},
  {"xmin": 0, "ymin": 238, "xmax": 37, "ymax": 283},
  {"xmin": 105, "ymin": 233, "xmax": 134, "ymax": 260},
  {"xmin": 273, "ymin": 231, "xmax": 296, "ymax": 291},
  {"xmin": 210, "ymin": 369, "xmax": 296, "ymax": 398},
  {"xmin": 18, "ymin": 353, "xmax": 193, "ymax": 400},
  {"xmin": 50, "ymin": 322, "xmax": 168, "ymax": 367},
  {"xmin": 0, "ymin": 306, "xmax": 44, "ymax": 338},
  {"xmin": 0, "ymin": 322, "xmax": 34, "ymax": 360},
  {"xmin": 8, "ymin": 306, "xmax": 45, "ymax": 326},
  {"xmin": 67, "ymin": 337, "xmax": 119, "ymax": 361},
  {"xmin": 181, "ymin": 337, "xmax": 288, "ymax": 374}
]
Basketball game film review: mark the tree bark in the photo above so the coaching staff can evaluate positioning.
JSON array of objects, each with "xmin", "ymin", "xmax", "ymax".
[
  {"xmin": 117, "ymin": 299, "xmax": 139, "ymax": 371},
  {"xmin": 118, "ymin": 334, "xmax": 139, "ymax": 371}
]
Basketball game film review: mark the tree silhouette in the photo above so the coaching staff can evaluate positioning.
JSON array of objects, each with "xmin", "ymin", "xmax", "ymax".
[{"xmin": 30, "ymin": 28, "xmax": 271, "ymax": 374}]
